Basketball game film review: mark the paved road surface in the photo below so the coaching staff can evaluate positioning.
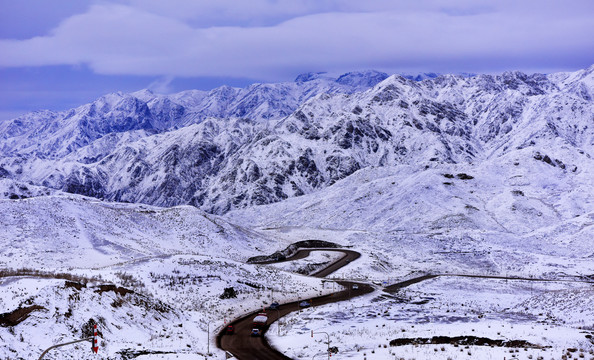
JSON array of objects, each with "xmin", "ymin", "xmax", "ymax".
[
  {"xmin": 383, "ymin": 274, "xmax": 438, "ymax": 293},
  {"xmin": 383, "ymin": 273, "xmax": 594, "ymax": 294},
  {"xmin": 217, "ymin": 249, "xmax": 372, "ymax": 359}
]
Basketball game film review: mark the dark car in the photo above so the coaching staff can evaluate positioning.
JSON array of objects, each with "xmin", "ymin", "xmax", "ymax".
[
  {"xmin": 267, "ymin": 302, "xmax": 280, "ymax": 310},
  {"xmin": 250, "ymin": 328, "xmax": 261, "ymax": 337},
  {"xmin": 225, "ymin": 325, "xmax": 234, "ymax": 335}
]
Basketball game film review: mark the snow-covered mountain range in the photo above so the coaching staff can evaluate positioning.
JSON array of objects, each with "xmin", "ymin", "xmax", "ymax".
[
  {"xmin": 0, "ymin": 66, "xmax": 593, "ymax": 215},
  {"xmin": 1, "ymin": 65, "xmax": 594, "ymax": 359},
  {"xmin": 0, "ymin": 70, "xmax": 388, "ymax": 159}
]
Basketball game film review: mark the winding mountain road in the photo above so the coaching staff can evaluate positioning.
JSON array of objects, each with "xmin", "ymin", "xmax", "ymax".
[
  {"xmin": 217, "ymin": 248, "xmax": 594, "ymax": 359},
  {"xmin": 217, "ymin": 249, "xmax": 373, "ymax": 359}
]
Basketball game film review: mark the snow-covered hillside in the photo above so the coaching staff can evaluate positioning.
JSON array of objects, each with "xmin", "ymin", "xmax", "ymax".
[
  {"xmin": 0, "ymin": 195, "xmax": 334, "ymax": 359},
  {"xmin": 0, "ymin": 195, "xmax": 274, "ymax": 269}
]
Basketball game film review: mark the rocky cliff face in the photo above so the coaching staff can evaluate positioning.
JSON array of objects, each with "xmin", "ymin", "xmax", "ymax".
[{"xmin": 1, "ymin": 66, "xmax": 592, "ymax": 213}]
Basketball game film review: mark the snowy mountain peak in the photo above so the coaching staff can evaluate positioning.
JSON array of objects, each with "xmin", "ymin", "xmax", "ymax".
[
  {"xmin": 401, "ymin": 72, "xmax": 440, "ymax": 81},
  {"xmin": 131, "ymin": 88, "xmax": 157, "ymax": 102},
  {"xmin": 335, "ymin": 70, "xmax": 389, "ymax": 88},
  {"xmin": 207, "ymin": 84, "xmax": 240, "ymax": 97},
  {"xmin": 373, "ymin": 74, "xmax": 416, "ymax": 91},
  {"xmin": 294, "ymin": 72, "xmax": 329, "ymax": 82}
]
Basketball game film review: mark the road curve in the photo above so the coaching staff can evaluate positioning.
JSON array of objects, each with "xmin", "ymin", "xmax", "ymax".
[{"xmin": 217, "ymin": 249, "xmax": 373, "ymax": 360}]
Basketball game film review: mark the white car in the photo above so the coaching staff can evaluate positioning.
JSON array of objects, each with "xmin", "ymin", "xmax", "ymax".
[{"xmin": 299, "ymin": 300, "xmax": 311, "ymax": 307}]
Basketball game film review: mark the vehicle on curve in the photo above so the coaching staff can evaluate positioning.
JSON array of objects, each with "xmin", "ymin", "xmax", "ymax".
[
  {"xmin": 299, "ymin": 300, "xmax": 311, "ymax": 308},
  {"xmin": 267, "ymin": 302, "xmax": 280, "ymax": 310},
  {"xmin": 253, "ymin": 312, "xmax": 268, "ymax": 329},
  {"xmin": 250, "ymin": 328, "xmax": 261, "ymax": 337},
  {"xmin": 225, "ymin": 325, "xmax": 234, "ymax": 335}
]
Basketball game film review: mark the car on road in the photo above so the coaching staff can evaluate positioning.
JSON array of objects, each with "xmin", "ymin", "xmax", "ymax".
[
  {"xmin": 267, "ymin": 302, "xmax": 280, "ymax": 310},
  {"xmin": 299, "ymin": 300, "xmax": 311, "ymax": 308},
  {"xmin": 352, "ymin": 284, "xmax": 359, "ymax": 290},
  {"xmin": 225, "ymin": 325, "xmax": 234, "ymax": 335},
  {"xmin": 253, "ymin": 313, "xmax": 268, "ymax": 328},
  {"xmin": 250, "ymin": 328, "xmax": 261, "ymax": 337}
]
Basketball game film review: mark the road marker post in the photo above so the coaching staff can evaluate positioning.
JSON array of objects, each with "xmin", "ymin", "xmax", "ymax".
[{"xmin": 92, "ymin": 324, "xmax": 99, "ymax": 353}]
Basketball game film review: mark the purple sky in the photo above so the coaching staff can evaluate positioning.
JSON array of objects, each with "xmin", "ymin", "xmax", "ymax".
[{"xmin": 1, "ymin": 0, "xmax": 593, "ymax": 120}]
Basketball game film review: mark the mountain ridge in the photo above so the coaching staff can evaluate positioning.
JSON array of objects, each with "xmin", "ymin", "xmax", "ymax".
[
  {"xmin": 0, "ymin": 70, "xmax": 390, "ymax": 159},
  {"xmin": 0, "ymin": 66, "xmax": 592, "ymax": 215}
]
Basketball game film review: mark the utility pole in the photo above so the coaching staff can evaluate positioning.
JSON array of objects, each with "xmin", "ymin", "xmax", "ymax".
[
  {"xmin": 274, "ymin": 308, "xmax": 281, "ymax": 336},
  {"xmin": 311, "ymin": 330, "xmax": 331, "ymax": 360},
  {"xmin": 206, "ymin": 320, "xmax": 211, "ymax": 357}
]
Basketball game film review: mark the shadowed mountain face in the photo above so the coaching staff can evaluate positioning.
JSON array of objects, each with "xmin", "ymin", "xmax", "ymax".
[{"xmin": 0, "ymin": 66, "xmax": 593, "ymax": 214}]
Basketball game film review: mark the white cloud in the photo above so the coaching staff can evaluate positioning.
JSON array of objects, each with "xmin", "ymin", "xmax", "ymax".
[
  {"xmin": 147, "ymin": 76, "xmax": 175, "ymax": 94},
  {"xmin": 0, "ymin": 1, "xmax": 592, "ymax": 79}
]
